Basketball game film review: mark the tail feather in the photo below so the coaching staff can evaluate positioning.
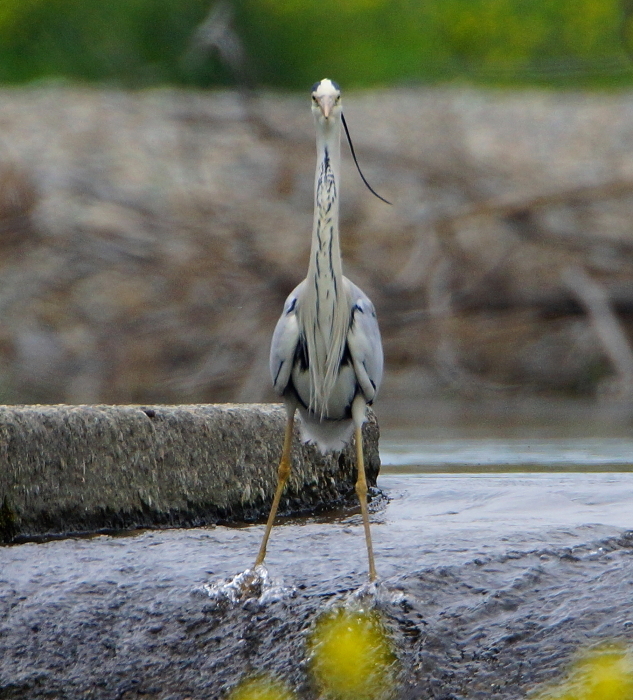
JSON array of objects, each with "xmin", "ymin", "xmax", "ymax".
[{"xmin": 297, "ymin": 409, "xmax": 354, "ymax": 454}]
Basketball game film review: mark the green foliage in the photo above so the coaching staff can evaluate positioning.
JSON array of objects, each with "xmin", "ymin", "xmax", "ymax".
[
  {"xmin": 0, "ymin": 0, "xmax": 227, "ymax": 86},
  {"xmin": 0, "ymin": 0, "xmax": 630, "ymax": 88},
  {"xmin": 234, "ymin": 0, "xmax": 630, "ymax": 88}
]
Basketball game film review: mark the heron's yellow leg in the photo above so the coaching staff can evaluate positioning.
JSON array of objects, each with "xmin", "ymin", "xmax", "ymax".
[
  {"xmin": 355, "ymin": 425, "xmax": 377, "ymax": 581},
  {"xmin": 254, "ymin": 411, "xmax": 295, "ymax": 568}
]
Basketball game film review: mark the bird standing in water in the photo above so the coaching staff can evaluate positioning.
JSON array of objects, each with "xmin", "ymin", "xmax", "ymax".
[{"xmin": 254, "ymin": 79, "xmax": 387, "ymax": 581}]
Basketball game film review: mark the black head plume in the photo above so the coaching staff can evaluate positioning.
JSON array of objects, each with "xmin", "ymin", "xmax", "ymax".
[{"xmin": 341, "ymin": 112, "xmax": 391, "ymax": 205}]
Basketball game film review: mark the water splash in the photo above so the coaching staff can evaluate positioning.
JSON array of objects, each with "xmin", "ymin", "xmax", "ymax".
[
  {"xmin": 341, "ymin": 579, "xmax": 410, "ymax": 610},
  {"xmin": 200, "ymin": 565, "xmax": 296, "ymax": 608}
]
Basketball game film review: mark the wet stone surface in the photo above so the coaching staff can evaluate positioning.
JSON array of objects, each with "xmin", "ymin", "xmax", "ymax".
[
  {"xmin": 1, "ymin": 474, "xmax": 633, "ymax": 699},
  {"xmin": 0, "ymin": 404, "xmax": 379, "ymax": 542}
]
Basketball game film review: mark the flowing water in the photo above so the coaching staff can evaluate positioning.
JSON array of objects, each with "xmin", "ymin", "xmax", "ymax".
[{"xmin": 1, "ymin": 399, "xmax": 633, "ymax": 699}]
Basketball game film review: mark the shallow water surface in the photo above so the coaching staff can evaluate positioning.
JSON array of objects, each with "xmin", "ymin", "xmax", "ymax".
[
  {"xmin": 2, "ymin": 476, "xmax": 632, "ymax": 699},
  {"xmin": 380, "ymin": 437, "xmax": 633, "ymax": 471},
  {"xmin": 378, "ymin": 397, "xmax": 633, "ymax": 472},
  {"xmin": 2, "ymin": 402, "xmax": 633, "ymax": 699}
]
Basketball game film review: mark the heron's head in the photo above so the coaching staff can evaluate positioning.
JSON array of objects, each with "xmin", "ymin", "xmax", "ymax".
[{"xmin": 311, "ymin": 79, "xmax": 341, "ymax": 123}]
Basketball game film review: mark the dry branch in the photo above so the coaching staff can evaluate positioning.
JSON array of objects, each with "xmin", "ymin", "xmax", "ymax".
[{"xmin": 562, "ymin": 265, "xmax": 633, "ymax": 398}]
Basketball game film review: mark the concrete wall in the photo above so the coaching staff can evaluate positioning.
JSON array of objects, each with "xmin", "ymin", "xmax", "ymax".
[{"xmin": 0, "ymin": 403, "xmax": 380, "ymax": 542}]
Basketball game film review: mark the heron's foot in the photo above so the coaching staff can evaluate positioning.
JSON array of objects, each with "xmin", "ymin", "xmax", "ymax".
[
  {"xmin": 201, "ymin": 565, "xmax": 295, "ymax": 608},
  {"xmin": 202, "ymin": 565, "xmax": 267, "ymax": 604},
  {"xmin": 235, "ymin": 565, "xmax": 269, "ymax": 599},
  {"xmin": 345, "ymin": 579, "xmax": 380, "ymax": 607}
]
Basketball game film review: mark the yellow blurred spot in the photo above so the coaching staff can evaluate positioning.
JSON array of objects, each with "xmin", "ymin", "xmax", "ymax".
[
  {"xmin": 228, "ymin": 674, "xmax": 294, "ymax": 700},
  {"xmin": 308, "ymin": 607, "xmax": 396, "ymax": 700},
  {"xmin": 535, "ymin": 646, "xmax": 633, "ymax": 700}
]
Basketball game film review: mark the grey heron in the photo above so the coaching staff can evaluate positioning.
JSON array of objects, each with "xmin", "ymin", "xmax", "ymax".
[{"xmin": 254, "ymin": 79, "xmax": 387, "ymax": 581}]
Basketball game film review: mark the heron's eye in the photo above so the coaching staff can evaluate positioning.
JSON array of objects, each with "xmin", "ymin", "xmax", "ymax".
[
  {"xmin": 312, "ymin": 95, "xmax": 318, "ymax": 103},
  {"xmin": 334, "ymin": 95, "xmax": 341, "ymax": 103}
]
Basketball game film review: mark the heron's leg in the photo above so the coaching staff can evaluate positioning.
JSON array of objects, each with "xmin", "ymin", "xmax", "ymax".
[
  {"xmin": 254, "ymin": 410, "xmax": 295, "ymax": 568},
  {"xmin": 355, "ymin": 424, "xmax": 377, "ymax": 581}
]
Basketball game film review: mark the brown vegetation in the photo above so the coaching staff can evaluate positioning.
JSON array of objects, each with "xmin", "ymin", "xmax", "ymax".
[{"xmin": 1, "ymin": 86, "xmax": 633, "ymax": 405}]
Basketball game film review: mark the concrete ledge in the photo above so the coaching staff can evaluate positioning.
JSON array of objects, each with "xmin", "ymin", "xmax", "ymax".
[{"xmin": 0, "ymin": 403, "xmax": 380, "ymax": 542}]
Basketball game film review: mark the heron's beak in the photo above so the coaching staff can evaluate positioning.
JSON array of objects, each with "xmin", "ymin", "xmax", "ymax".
[{"xmin": 317, "ymin": 95, "xmax": 336, "ymax": 120}]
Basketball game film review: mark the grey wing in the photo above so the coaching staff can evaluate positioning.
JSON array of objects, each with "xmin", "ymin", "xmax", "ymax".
[
  {"xmin": 345, "ymin": 279, "xmax": 384, "ymax": 403},
  {"xmin": 269, "ymin": 281, "xmax": 304, "ymax": 396}
]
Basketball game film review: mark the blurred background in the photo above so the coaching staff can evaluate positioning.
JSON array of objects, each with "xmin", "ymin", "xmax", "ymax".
[{"xmin": 3, "ymin": 0, "xmax": 633, "ymax": 424}]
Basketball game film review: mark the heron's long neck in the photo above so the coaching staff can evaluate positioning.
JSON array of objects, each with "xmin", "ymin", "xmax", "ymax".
[
  {"xmin": 300, "ymin": 116, "xmax": 347, "ymax": 416},
  {"xmin": 308, "ymin": 119, "xmax": 343, "ymax": 287}
]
